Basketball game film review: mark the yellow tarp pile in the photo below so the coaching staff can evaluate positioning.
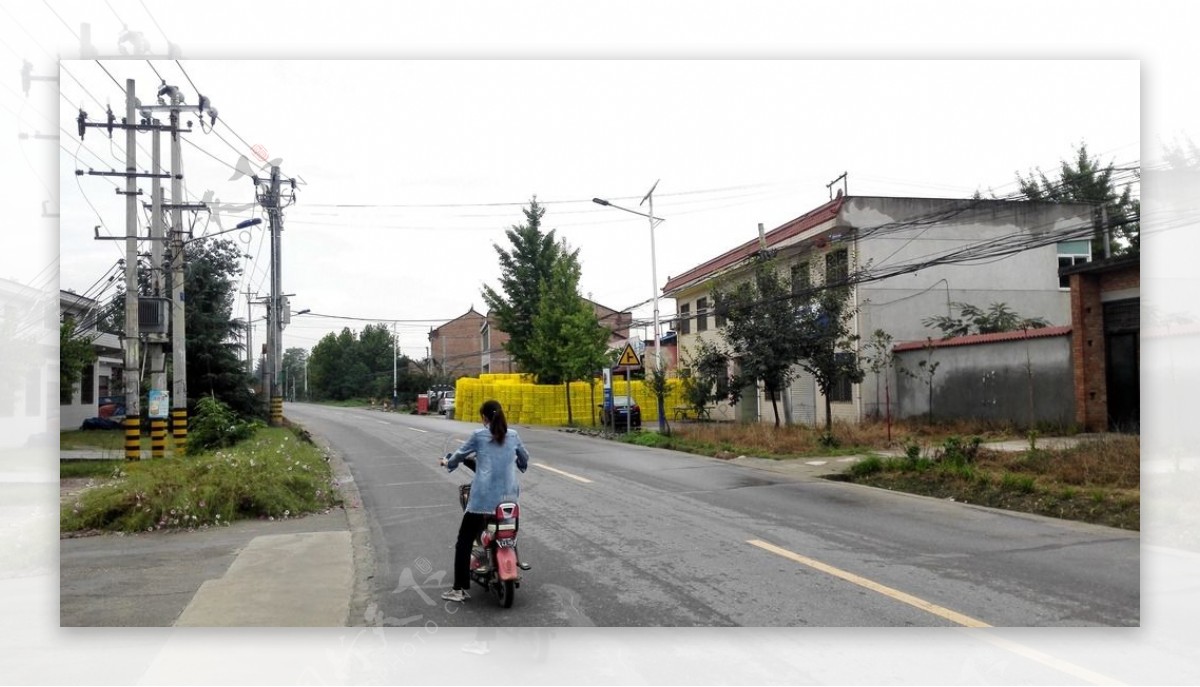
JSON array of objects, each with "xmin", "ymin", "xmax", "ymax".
[{"xmin": 454, "ymin": 373, "xmax": 687, "ymax": 427}]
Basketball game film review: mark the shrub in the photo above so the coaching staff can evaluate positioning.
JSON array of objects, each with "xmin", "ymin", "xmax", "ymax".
[
  {"xmin": 61, "ymin": 426, "xmax": 341, "ymax": 533},
  {"xmin": 1001, "ymin": 472, "xmax": 1037, "ymax": 494},
  {"xmin": 189, "ymin": 396, "xmax": 265, "ymax": 452},
  {"xmin": 849, "ymin": 456, "xmax": 884, "ymax": 477}
]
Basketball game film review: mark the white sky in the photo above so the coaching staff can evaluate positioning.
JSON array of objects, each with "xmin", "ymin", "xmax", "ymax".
[{"xmin": 51, "ymin": 58, "xmax": 1140, "ymax": 360}]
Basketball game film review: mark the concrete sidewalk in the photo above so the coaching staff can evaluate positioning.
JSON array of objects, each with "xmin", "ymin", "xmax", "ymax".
[{"xmin": 59, "ymin": 438, "xmax": 371, "ymax": 628}]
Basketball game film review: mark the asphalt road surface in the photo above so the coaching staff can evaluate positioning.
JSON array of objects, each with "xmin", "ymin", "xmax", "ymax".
[{"xmin": 285, "ymin": 403, "xmax": 1139, "ymax": 629}]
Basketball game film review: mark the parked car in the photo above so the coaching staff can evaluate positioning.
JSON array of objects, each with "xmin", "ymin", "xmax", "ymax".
[
  {"xmin": 600, "ymin": 397, "xmax": 642, "ymax": 430},
  {"xmin": 440, "ymin": 391, "xmax": 456, "ymax": 416}
]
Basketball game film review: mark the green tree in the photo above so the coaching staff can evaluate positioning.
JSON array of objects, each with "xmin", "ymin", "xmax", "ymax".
[
  {"xmin": 481, "ymin": 197, "xmax": 575, "ymax": 373},
  {"xmin": 180, "ymin": 239, "xmax": 259, "ymax": 419},
  {"xmin": 922, "ymin": 301, "xmax": 1050, "ymax": 339},
  {"xmin": 793, "ymin": 284, "xmax": 865, "ymax": 434},
  {"xmin": 712, "ymin": 255, "xmax": 809, "ymax": 427},
  {"xmin": 358, "ymin": 323, "xmax": 397, "ymax": 398},
  {"xmin": 282, "ymin": 347, "xmax": 308, "ymax": 401},
  {"xmin": 529, "ymin": 255, "xmax": 611, "ymax": 424},
  {"xmin": 678, "ymin": 336, "xmax": 733, "ymax": 420},
  {"xmin": 60, "ymin": 318, "xmax": 98, "ymax": 404},
  {"xmin": 1017, "ymin": 142, "xmax": 1140, "ymax": 256}
]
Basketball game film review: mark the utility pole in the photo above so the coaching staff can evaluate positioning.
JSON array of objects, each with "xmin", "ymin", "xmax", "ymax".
[
  {"xmin": 77, "ymin": 78, "xmax": 195, "ymax": 459},
  {"xmin": 242, "ymin": 290, "xmax": 257, "ymax": 375},
  {"xmin": 134, "ymin": 81, "xmax": 212, "ymax": 455},
  {"xmin": 392, "ymin": 321, "xmax": 398, "ymax": 410},
  {"xmin": 148, "ymin": 120, "xmax": 167, "ymax": 459},
  {"xmin": 254, "ymin": 165, "xmax": 296, "ymax": 425},
  {"xmin": 122, "ymin": 80, "xmax": 141, "ymax": 461}
]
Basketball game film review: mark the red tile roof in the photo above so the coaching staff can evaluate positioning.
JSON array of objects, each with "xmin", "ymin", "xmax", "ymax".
[
  {"xmin": 893, "ymin": 325, "xmax": 1072, "ymax": 352},
  {"xmin": 662, "ymin": 195, "xmax": 845, "ymax": 295}
]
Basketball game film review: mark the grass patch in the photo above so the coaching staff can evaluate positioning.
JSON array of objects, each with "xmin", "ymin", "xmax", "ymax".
[
  {"xmin": 60, "ymin": 459, "xmax": 124, "ymax": 479},
  {"xmin": 60, "ymin": 429, "xmax": 124, "ymax": 451},
  {"xmin": 666, "ymin": 420, "xmax": 1138, "ymax": 530},
  {"xmin": 61, "ymin": 426, "xmax": 342, "ymax": 534}
]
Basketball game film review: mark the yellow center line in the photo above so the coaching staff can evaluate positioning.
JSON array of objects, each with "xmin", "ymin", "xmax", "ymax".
[
  {"xmin": 533, "ymin": 462, "xmax": 593, "ymax": 484},
  {"xmin": 747, "ymin": 539, "xmax": 991, "ymax": 628}
]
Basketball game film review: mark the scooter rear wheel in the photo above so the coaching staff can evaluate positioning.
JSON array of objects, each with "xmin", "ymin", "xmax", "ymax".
[{"xmin": 495, "ymin": 579, "xmax": 515, "ymax": 608}]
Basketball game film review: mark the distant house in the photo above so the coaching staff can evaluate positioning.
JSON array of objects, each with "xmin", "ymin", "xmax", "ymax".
[
  {"xmin": 429, "ymin": 307, "xmax": 487, "ymax": 379},
  {"xmin": 434, "ymin": 299, "xmax": 633, "ymax": 376},
  {"xmin": 1, "ymin": 278, "xmax": 55, "ymax": 447},
  {"xmin": 663, "ymin": 194, "xmax": 1097, "ymax": 426},
  {"xmin": 1061, "ymin": 254, "xmax": 1140, "ymax": 431},
  {"xmin": 59, "ymin": 290, "xmax": 123, "ymax": 431}
]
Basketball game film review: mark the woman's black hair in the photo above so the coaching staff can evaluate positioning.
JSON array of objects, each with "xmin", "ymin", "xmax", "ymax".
[{"xmin": 481, "ymin": 399, "xmax": 507, "ymax": 444}]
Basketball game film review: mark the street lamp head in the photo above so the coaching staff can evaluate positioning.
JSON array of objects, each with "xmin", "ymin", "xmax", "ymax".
[
  {"xmin": 592, "ymin": 198, "xmax": 611, "ymax": 207},
  {"xmin": 235, "ymin": 218, "xmax": 263, "ymax": 229},
  {"xmin": 293, "ymin": 309, "xmax": 311, "ymax": 316}
]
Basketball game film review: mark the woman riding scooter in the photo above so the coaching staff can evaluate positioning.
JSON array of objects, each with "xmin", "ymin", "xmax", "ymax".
[{"xmin": 439, "ymin": 399, "xmax": 529, "ymax": 602}]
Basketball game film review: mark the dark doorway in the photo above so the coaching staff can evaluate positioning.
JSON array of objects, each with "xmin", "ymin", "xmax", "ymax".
[{"xmin": 1104, "ymin": 299, "xmax": 1140, "ymax": 432}]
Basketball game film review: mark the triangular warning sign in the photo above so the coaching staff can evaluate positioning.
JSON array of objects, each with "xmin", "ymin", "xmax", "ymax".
[{"xmin": 616, "ymin": 343, "xmax": 642, "ymax": 368}]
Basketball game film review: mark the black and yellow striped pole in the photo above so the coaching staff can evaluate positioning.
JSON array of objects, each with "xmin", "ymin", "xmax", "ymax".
[
  {"xmin": 150, "ymin": 416, "xmax": 168, "ymax": 458},
  {"xmin": 171, "ymin": 408, "xmax": 188, "ymax": 456},
  {"xmin": 124, "ymin": 415, "xmax": 141, "ymax": 461},
  {"xmin": 271, "ymin": 395, "xmax": 283, "ymax": 426}
]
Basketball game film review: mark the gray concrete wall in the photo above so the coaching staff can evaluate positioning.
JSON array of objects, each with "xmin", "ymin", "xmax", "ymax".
[
  {"xmin": 847, "ymin": 197, "xmax": 1091, "ymax": 424},
  {"xmin": 892, "ymin": 334, "xmax": 1074, "ymax": 428}
]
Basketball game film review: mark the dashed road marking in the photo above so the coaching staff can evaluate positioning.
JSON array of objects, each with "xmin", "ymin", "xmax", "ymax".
[
  {"xmin": 533, "ymin": 463, "xmax": 593, "ymax": 484},
  {"xmin": 747, "ymin": 538, "xmax": 990, "ymax": 628}
]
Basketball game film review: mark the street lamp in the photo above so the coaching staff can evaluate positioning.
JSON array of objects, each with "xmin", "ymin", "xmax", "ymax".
[{"xmin": 593, "ymin": 180, "xmax": 668, "ymax": 433}]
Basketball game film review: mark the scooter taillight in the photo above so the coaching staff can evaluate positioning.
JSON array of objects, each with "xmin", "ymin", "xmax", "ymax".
[{"xmin": 494, "ymin": 502, "xmax": 519, "ymax": 539}]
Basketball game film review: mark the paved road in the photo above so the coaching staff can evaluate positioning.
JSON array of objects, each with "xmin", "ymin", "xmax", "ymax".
[{"xmin": 285, "ymin": 403, "xmax": 1139, "ymax": 629}]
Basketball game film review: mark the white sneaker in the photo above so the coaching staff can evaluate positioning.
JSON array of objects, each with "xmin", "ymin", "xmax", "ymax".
[
  {"xmin": 461, "ymin": 641, "xmax": 490, "ymax": 655},
  {"xmin": 441, "ymin": 588, "xmax": 470, "ymax": 602}
]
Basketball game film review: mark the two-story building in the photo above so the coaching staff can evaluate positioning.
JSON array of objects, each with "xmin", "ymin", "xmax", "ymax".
[
  {"xmin": 59, "ymin": 290, "xmax": 123, "ymax": 430},
  {"xmin": 663, "ymin": 194, "xmax": 1097, "ymax": 426}
]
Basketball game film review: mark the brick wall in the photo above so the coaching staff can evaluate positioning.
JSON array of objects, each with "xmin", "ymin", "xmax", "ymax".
[
  {"xmin": 429, "ymin": 310, "xmax": 485, "ymax": 378},
  {"xmin": 1070, "ymin": 262, "xmax": 1139, "ymax": 431}
]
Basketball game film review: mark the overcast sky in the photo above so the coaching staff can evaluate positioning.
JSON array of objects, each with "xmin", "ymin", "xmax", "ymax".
[{"xmin": 51, "ymin": 58, "xmax": 1141, "ymax": 360}]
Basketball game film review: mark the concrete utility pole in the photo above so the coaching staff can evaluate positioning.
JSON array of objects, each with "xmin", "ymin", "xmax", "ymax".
[
  {"xmin": 255, "ymin": 165, "xmax": 296, "ymax": 425},
  {"xmin": 148, "ymin": 122, "xmax": 167, "ymax": 458},
  {"xmin": 133, "ymin": 82, "xmax": 212, "ymax": 455},
  {"xmin": 242, "ymin": 290, "xmax": 257, "ymax": 375},
  {"xmin": 78, "ymin": 78, "xmax": 196, "ymax": 459},
  {"xmin": 122, "ymin": 79, "xmax": 141, "ymax": 461}
]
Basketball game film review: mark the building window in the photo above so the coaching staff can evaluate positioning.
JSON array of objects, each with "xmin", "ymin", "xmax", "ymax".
[
  {"xmin": 825, "ymin": 249, "xmax": 848, "ymax": 285},
  {"xmin": 829, "ymin": 353, "xmax": 854, "ymax": 402},
  {"xmin": 1058, "ymin": 240, "xmax": 1091, "ymax": 289},
  {"xmin": 678, "ymin": 303, "xmax": 691, "ymax": 335},
  {"xmin": 714, "ymin": 300, "xmax": 727, "ymax": 328},
  {"xmin": 81, "ymin": 364, "xmax": 95, "ymax": 405},
  {"xmin": 791, "ymin": 261, "xmax": 811, "ymax": 297},
  {"xmin": 696, "ymin": 297, "xmax": 708, "ymax": 332}
]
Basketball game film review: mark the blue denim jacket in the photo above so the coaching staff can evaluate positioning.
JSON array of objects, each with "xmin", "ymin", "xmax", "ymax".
[{"xmin": 446, "ymin": 427, "xmax": 530, "ymax": 514}]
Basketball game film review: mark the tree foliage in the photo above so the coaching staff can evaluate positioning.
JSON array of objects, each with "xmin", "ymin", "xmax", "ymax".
[
  {"xmin": 181, "ymin": 239, "xmax": 259, "ymax": 419},
  {"xmin": 922, "ymin": 301, "xmax": 1050, "ymax": 339},
  {"xmin": 1017, "ymin": 142, "xmax": 1140, "ymax": 256},
  {"xmin": 677, "ymin": 336, "xmax": 733, "ymax": 419},
  {"xmin": 712, "ymin": 255, "xmax": 810, "ymax": 427},
  {"xmin": 528, "ymin": 255, "xmax": 611, "ymax": 422},
  {"xmin": 306, "ymin": 325, "xmax": 428, "ymax": 402},
  {"xmin": 792, "ymin": 284, "xmax": 865, "ymax": 433},
  {"xmin": 481, "ymin": 198, "xmax": 578, "ymax": 373},
  {"xmin": 60, "ymin": 317, "xmax": 98, "ymax": 404}
]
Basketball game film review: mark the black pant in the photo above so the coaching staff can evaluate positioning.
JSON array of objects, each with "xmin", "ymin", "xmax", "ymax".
[{"xmin": 454, "ymin": 512, "xmax": 487, "ymax": 591}]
